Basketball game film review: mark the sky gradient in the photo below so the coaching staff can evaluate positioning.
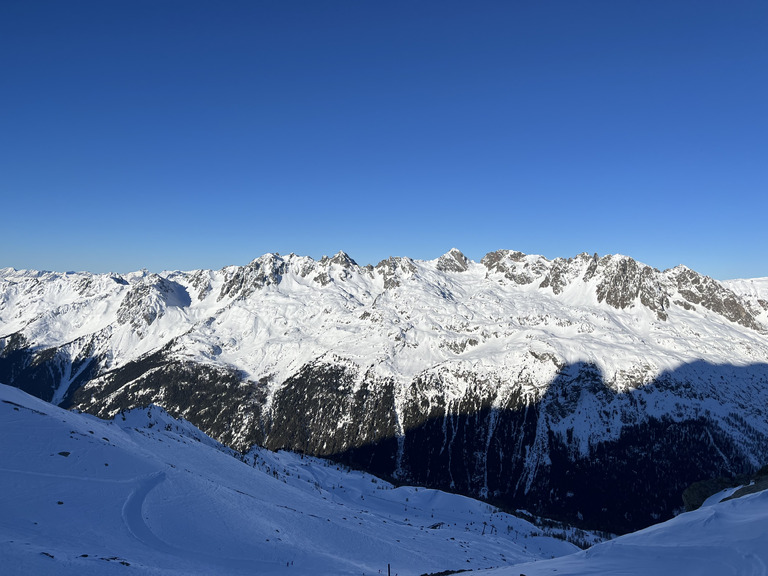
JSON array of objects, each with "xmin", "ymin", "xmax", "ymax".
[{"xmin": 2, "ymin": 1, "xmax": 766, "ymax": 279}]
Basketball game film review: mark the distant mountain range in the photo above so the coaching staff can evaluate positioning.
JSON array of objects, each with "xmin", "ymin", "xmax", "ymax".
[{"xmin": 2, "ymin": 249, "xmax": 768, "ymax": 533}]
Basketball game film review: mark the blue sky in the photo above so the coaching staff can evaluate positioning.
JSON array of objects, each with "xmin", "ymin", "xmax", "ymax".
[{"xmin": 1, "ymin": 1, "xmax": 766, "ymax": 279}]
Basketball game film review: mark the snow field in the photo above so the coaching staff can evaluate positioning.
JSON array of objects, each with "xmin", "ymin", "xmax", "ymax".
[
  {"xmin": 0, "ymin": 384, "xmax": 587, "ymax": 576},
  {"xmin": 487, "ymin": 489, "xmax": 768, "ymax": 576}
]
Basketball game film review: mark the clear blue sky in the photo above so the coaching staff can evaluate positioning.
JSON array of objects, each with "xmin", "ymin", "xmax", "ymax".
[{"xmin": 1, "ymin": 1, "xmax": 766, "ymax": 279}]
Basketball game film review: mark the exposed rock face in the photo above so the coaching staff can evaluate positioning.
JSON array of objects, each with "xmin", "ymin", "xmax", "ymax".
[
  {"xmin": 2, "ymin": 250, "xmax": 767, "ymax": 534},
  {"xmin": 587, "ymin": 255, "xmax": 670, "ymax": 321},
  {"xmin": 116, "ymin": 274, "xmax": 190, "ymax": 333},
  {"xmin": 539, "ymin": 256, "xmax": 579, "ymax": 293},
  {"xmin": 188, "ymin": 269, "xmax": 213, "ymax": 301},
  {"xmin": 483, "ymin": 249, "xmax": 548, "ymax": 286},
  {"xmin": 328, "ymin": 251, "xmax": 358, "ymax": 269},
  {"xmin": 436, "ymin": 249, "xmax": 470, "ymax": 273},
  {"xmin": 218, "ymin": 254, "xmax": 288, "ymax": 300},
  {"xmin": 374, "ymin": 256, "xmax": 417, "ymax": 289},
  {"xmin": 669, "ymin": 266, "xmax": 761, "ymax": 330}
]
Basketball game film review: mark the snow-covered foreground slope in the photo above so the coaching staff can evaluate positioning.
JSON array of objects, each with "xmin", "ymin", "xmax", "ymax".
[
  {"xmin": 4, "ymin": 383, "xmax": 766, "ymax": 576},
  {"xmin": 487, "ymin": 487, "xmax": 768, "ymax": 576},
  {"xmin": 0, "ymin": 384, "xmax": 593, "ymax": 576}
]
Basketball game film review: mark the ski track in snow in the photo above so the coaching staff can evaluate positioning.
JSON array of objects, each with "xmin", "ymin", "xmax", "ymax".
[
  {"xmin": 0, "ymin": 467, "xmax": 138, "ymax": 484},
  {"xmin": 121, "ymin": 472, "xmax": 169, "ymax": 552},
  {"xmin": 120, "ymin": 471, "xmax": 279, "ymax": 571}
]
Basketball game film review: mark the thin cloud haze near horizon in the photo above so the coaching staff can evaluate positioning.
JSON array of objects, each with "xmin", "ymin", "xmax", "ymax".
[{"xmin": 1, "ymin": 1, "xmax": 766, "ymax": 279}]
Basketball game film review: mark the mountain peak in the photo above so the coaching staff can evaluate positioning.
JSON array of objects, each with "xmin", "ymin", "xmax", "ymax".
[
  {"xmin": 329, "ymin": 251, "xmax": 358, "ymax": 268},
  {"xmin": 436, "ymin": 248, "xmax": 469, "ymax": 272}
]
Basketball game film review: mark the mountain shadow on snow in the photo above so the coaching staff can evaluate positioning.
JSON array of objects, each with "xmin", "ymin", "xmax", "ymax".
[
  {"xmin": 7, "ymin": 343, "xmax": 761, "ymax": 535},
  {"xmin": 319, "ymin": 360, "xmax": 768, "ymax": 534}
]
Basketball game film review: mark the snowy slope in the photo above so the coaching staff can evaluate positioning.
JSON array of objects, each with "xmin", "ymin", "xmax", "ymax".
[
  {"xmin": 493, "ymin": 487, "xmax": 768, "ymax": 576},
  {"xmin": 0, "ymin": 384, "xmax": 594, "ymax": 576},
  {"xmin": 3, "ymin": 382, "xmax": 765, "ymax": 576}
]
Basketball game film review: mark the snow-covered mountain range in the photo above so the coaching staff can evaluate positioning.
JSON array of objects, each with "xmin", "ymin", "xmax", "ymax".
[{"xmin": 2, "ymin": 249, "xmax": 768, "ymax": 533}]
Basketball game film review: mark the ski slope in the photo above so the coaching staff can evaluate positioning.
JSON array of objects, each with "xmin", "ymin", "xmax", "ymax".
[
  {"xmin": 487, "ymin": 488, "xmax": 768, "ymax": 576},
  {"xmin": 0, "ymin": 384, "xmax": 589, "ymax": 576}
]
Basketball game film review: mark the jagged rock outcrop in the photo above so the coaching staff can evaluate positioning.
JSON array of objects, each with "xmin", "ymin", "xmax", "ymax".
[
  {"xmin": 218, "ymin": 254, "xmax": 288, "ymax": 300},
  {"xmin": 436, "ymin": 249, "xmax": 470, "ymax": 273},
  {"xmin": 374, "ymin": 256, "xmax": 417, "ymax": 289},
  {"xmin": 116, "ymin": 274, "xmax": 190, "ymax": 333},
  {"xmin": 668, "ymin": 266, "xmax": 761, "ymax": 330},
  {"xmin": 482, "ymin": 249, "xmax": 549, "ymax": 286}
]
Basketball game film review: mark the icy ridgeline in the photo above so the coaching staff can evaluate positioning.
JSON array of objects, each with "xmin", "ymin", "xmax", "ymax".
[
  {"xmin": 0, "ymin": 384, "xmax": 598, "ymax": 576},
  {"xmin": 2, "ymin": 249, "xmax": 768, "ymax": 532}
]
